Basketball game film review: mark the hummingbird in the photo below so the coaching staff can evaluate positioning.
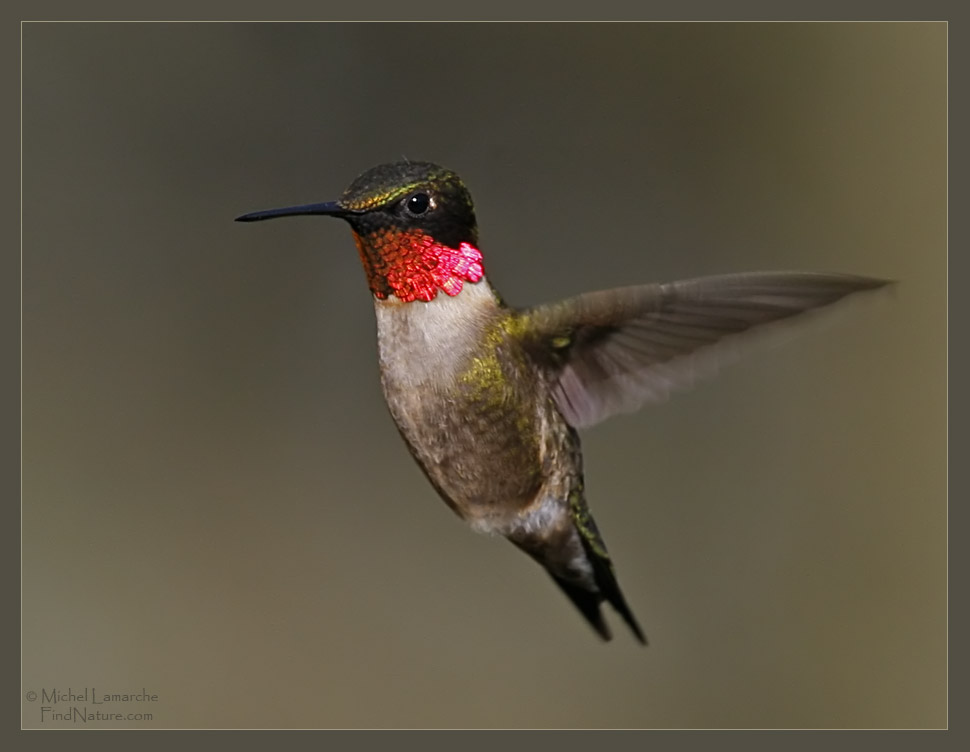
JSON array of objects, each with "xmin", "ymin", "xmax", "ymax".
[{"xmin": 237, "ymin": 161, "xmax": 888, "ymax": 644}]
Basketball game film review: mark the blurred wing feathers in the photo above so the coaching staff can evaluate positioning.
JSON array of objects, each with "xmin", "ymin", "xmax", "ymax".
[{"xmin": 521, "ymin": 272, "xmax": 889, "ymax": 428}]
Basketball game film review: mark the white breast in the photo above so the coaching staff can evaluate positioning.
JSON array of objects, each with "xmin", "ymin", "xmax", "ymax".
[{"xmin": 373, "ymin": 278, "xmax": 500, "ymax": 389}]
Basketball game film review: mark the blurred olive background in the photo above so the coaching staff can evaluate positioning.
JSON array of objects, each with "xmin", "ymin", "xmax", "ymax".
[{"xmin": 22, "ymin": 23, "xmax": 945, "ymax": 728}]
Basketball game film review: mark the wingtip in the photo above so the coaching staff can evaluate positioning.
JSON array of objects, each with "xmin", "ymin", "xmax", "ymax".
[{"xmin": 858, "ymin": 275, "xmax": 897, "ymax": 291}]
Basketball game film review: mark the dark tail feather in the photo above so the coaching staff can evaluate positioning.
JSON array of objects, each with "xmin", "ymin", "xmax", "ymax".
[
  {"xmin": 584, "ymin": 545, "xmax": 648, "ymax": 645},
  {"xmin": 548, "ymin": 551, "xmax": 647, "ymax": 645},
  {"xmin": 549, "ymin": 575, "xmax": 613, "ymax": 641},
  {"xmin": 510, "ymin": 517, "xmax": 647, "ymax": 643},
  {"xmin": 569, "ymin": 521, "xmax": 648, "ymax": 644}
]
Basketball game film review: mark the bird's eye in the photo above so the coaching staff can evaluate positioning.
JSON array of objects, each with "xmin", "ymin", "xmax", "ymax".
[{"xmin": 406, "ymin": 192, "xmax": 432, "ymax": 215}]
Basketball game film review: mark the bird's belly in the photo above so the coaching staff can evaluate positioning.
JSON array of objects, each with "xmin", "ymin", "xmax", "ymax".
[{"xmin": 381, "ymin": 380, "xmax": 547, "ymax": 526}]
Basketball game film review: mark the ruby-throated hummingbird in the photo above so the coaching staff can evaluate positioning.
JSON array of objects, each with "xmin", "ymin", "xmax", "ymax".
[{"xmin": 237, "ymin": 161, "xmax": 888, "ymax": 644}]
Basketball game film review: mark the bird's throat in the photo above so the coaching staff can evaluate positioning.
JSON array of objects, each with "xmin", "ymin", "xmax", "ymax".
[{"xmin": 353, "ymin": 228, "xmax": 484, "ymax": 303}]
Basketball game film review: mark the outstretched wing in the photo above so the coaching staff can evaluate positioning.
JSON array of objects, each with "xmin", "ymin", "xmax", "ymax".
[{"xmin": 520, "ymin": 272, "xmax": 889, "ymax": 429}]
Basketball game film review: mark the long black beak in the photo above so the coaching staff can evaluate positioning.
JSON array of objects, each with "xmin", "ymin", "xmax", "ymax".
[{"xmin": 235, "ymin": 201, "xmax": 351, "ymax": 222}]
